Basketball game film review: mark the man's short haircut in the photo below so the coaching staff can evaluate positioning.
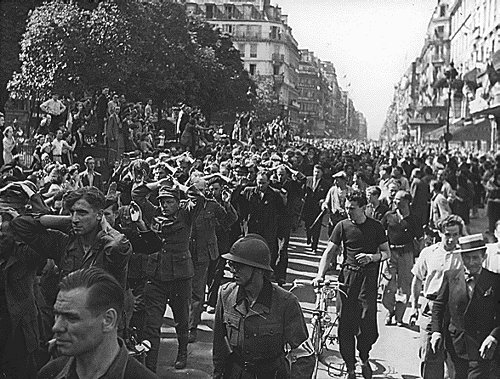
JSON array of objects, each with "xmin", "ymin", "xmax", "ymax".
[
  {"xmin": 59, "ymin": 267, "xmax": 124, "ymax": 321},
  {"xmin": 367, "ymin": 186, "xmax": 381, "ymax": 197},
  {"xmin": 395, "ymin": 190, "xmax": 412, "ymax": 202},
  {"xmin": 387, "ymin": 178, "xmax": 401, "ymax": 188},
  {"xmin": 438, "ymin": 214, "xmax": 464, "ymax": 234},
  {"xmin": 256, "ymin": 170, "xmax": 269, "ymax": 180},
  {"xmin": 346, "ymin": 190, "xmax": 367, "ymax": 207},
  {"xmin": 313, "ymin": 164, "xmax": 324, "ymax": 172},
  {"xmin": 64, "ymin": 186, "xmax": 105, "ymax": 211}
]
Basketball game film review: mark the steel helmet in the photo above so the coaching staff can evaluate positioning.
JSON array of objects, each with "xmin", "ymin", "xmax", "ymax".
[{"xmin": 222, "ymin": 234, "xmax": 273, "ymax": 271}]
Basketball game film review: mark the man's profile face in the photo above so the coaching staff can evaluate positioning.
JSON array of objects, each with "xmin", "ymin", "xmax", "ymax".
[
  {"xmin": 394, "ymin": 191, "xmax": 409, "ymax": 211},
  {"xmin": 440, "ymin": 224, "xmax": 460, "ymax": 251},
  {"xmin": 228, "ymin": 261, "xmax": 253, "ymax": 287},
  {"xmin": 52, "ymin": 288, "xmax": 104, "ymax": 356},
  {"xmin": 70, "ymin": 199, "xmax": 102, "ymax": 236}
]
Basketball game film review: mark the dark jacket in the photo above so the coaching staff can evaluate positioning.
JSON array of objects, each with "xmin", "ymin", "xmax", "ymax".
[
  {"xmin": 302, "ymin": 177, "xmax": 329, "ymax": 225},
  {"xmin": 239, "ymin": 186, "xmax": 285, "ymax": 243},
  {"xmin": 213, "ymin": 280, "xmax": 308, "ymax": 379},
  {"xmin": 0, "ymin": 238, "xmax": 42, "ymax": 355},
  {"xmin": 10, "ymin": 216, "xmax": 132, "ymax": 288},
  {"xmin": 190, "ymin": 197, "xmax": 237, "ymax": 263},
  {"xmin": 80, "ymin": 170, "xmax": 103, "ymax": 192},
  {"xmin": 37, "ymin": 338, "xmax": 158, "ymax": 379},
  {"xmin": 131, "ymin": 183, "xmax": 201, "ymax": 282},
  {"xmin": 431, "ymin": 268, "xmax": 500, "ymax": 361}
]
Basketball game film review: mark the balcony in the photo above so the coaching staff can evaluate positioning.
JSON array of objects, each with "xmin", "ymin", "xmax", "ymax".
[
  {"xmin": 432, "ymin": 54, "xmax": 445, "ymax": 64},
  {"xmin": 272, "ymin": 53, "xmax": 285, "ymax": 64}
]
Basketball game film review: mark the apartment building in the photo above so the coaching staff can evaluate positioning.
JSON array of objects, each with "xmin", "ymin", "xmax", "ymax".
[{"xmin": 184, "ymin": 0, "xmax": 300, "ymax": 124}]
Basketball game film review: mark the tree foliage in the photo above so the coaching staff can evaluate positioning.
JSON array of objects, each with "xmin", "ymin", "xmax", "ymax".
[
  {"xmin": 252, "ymin": 75, "xmax": 283, "ymax": 124},
  {"xmin": 8, "ymin": 0, "xmax": 252, "ymax": 117}
]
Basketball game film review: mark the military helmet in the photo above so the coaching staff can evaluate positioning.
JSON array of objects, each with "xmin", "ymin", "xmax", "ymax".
[{"xmin": 222, "ymin": 234, "xmax": 273, "ymax": 271}]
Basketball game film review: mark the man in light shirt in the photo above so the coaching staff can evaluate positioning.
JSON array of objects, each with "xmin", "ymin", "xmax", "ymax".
[
  {"xmin": 40, "ymin": 93, "xmax": 66, "ymax": 131},
  {"xmin": 40, "ymin": 93, "xmax": 66, "ymax": 116},
  {"xmin": 410, "ymin": 215, "xmax": 465, "ymax": 379},
  {"xmin": 484, "ymin": 219, "xmax": 500, "ymax": 274}
]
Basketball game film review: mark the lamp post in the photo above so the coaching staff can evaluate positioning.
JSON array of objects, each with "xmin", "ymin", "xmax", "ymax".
[{"xmin": 444, "ymin": 62, "xmax": 458, "ymax": 151}]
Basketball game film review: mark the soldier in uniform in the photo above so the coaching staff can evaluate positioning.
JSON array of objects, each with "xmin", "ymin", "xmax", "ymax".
[
  {"xmin": 131, "ymin": 180, "xmax": 201, "ymax": 371},
  {"xmin": 213, "ymin": 234, "xmax": 308, "ymax": 379}
]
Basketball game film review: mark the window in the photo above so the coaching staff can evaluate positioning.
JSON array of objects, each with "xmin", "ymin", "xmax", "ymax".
[
  {"xmin": 273, "ymin": 65, "xmax": 280, "ymax": 75},
  {"xmin": 222, "ymin": 24, "xmax": 233, "ymax": 34},
  {"xmin": 238, "ymin": 44, "xmax": 245, "ymax": 57},
  {"xmin": 440, "ymin": 5, "xmax": 446, "ymax": 17},
  {"xmin": 206, "ymin": 4, "xmax": 214, "ymax": 19},
  {"xmin": 249, "ymin": 64, "xmax": 256, "ymax": 75},
  {"xmin": 250, "ymin": 44, "xmax": 257, "ymax": 58},
  {"xmin": 270, "ymin": 26, "xmax": 279, "ymax": 39},
  {"xmin": 225, "ymin": 5, "xmax": 234, "ymax": 19}
]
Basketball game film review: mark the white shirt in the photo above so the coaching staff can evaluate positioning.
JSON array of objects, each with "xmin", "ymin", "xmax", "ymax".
[
  {"xmin": 51, "ymin": 139, "xmax": 64, "ymax": 155},
  {"xmin": 412, "ymin": 243, "xmax": 463, "ymax": 298},
  {"xmin": 485, "ymin": 243, "xmax": 500, "ymax": 274},
  {"xmin": 40, "ymin": 99, "xmax": 66, "ymax": 116}
]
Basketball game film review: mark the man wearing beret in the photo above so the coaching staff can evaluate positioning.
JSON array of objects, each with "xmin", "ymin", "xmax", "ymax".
[{"xmin": 431, "ymin": 234, "xmax": 500, "ymax": 379}]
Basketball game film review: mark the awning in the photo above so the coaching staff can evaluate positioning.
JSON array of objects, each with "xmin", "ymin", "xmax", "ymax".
[
  {"xmin": 472, "ymin": 103, "xmax": 500, "ymax": 117},
  {"xmin": 452, "ymin": 118, "xmax": 491, "ymax": 141},
  {"xmin": 463, "ymin": 68, "xmax": 479, "ymax": 91},
  {"xmin": 425, "ymin": 120, "xmax": 463, "ymax": 140}
]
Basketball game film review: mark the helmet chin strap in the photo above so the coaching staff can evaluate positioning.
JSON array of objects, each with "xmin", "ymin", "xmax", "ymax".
[{"xmin": 241, "ymin": 267, "xmax": 256, "ymax": 288}]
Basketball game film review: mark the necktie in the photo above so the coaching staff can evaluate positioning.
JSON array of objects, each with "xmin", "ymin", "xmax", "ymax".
[{"xmin": 465, "ymin": 273, "xmax": 476, "ymax": 299}]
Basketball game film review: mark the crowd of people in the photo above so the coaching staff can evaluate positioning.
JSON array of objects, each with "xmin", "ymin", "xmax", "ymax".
[{"xmin": 0, "ymin": 87, "xmax": 500, "ymax": 379}]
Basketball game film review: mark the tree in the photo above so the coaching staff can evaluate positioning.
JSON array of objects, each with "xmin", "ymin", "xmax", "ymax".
[
  {"xmin": 187, "ymin": 19, "xmax": 253, "ymax": 120},
  {"xmin": 251, "ymin": 75, "xmax": 283, "ymax": 124},
  {"xmin": 8, "ymin": 1, "xmax": 131, "ymax": 101},
  {"xmin": 8, "ymin": 0, "xmax": 253, "ymax": 120}
]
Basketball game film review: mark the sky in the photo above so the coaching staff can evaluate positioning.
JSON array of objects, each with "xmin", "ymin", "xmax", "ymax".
[{"xmin": 276, "ymin": 0, "xmax": 437, "ymax": 139}]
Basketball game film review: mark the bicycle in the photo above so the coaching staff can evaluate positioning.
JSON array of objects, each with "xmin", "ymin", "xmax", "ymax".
[{"xmin": 290, "ymin": 278, "xmax": 347, "ymax": 378}]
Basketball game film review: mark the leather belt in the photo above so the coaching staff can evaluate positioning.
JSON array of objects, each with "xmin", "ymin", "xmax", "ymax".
[{"xmin": 230, "ymin": 352, "xmax": 283, "ymax": 374}]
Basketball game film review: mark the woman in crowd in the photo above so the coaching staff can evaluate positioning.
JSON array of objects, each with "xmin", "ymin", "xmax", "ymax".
[{"xmin": 2, "ymin": 126, "xmax": 16, "ymax": 165}]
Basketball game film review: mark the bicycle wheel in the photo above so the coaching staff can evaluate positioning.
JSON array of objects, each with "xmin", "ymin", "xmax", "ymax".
[
  {"xmin": 310, "ymin": 315, "xmax": 323, "ymax": 355},
  {"xmin": 309, "ymin": 316, "xmax": 322, "ymax": 379}
]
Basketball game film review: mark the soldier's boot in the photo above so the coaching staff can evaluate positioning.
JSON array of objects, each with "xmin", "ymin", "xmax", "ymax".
[{"xmin": 174, "ymin": 335, "xmax": 188, "ymax": 370}]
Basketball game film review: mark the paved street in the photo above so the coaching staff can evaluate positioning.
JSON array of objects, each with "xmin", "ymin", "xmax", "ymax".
[{"xmin": 156, "ymin": 209, "xmax": 489, "ymax": 378}]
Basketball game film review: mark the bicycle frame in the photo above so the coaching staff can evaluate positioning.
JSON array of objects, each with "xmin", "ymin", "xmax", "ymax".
[{"xmin": 290, "ymin": 279, "xmax": 346, "ymax": 378}]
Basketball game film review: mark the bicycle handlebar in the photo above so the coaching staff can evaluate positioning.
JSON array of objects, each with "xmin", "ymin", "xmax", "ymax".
[{"xmin": 292, "ymin": 278, "xmax": 339, "ymax": 288}]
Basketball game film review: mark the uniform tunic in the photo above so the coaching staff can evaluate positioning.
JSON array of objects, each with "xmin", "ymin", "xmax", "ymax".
[{"xmin": 213, "ymin": 280, "xmax": 308, "ymax": 379}]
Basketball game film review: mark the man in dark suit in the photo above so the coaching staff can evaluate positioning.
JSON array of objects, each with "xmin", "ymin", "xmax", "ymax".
[
  {"xmin": 302, "ymin": 164, "xmax": 329, "ymax": 252},
  {"xmin": 80, "ymin": 156, "xmax": 103, "ymax": 192},
  {"xmin": 431, "ymin": 234, "xmax": 500, "ymax": 379},
  {"xmin": 239, "ymin": 171, "xmax": 286, "ymax": 273}
]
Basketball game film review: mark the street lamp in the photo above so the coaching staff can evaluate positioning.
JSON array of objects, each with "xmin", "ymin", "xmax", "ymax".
[{"xmin": 444, "ymin": 62, "xmax": 458, "ymax": 151}]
